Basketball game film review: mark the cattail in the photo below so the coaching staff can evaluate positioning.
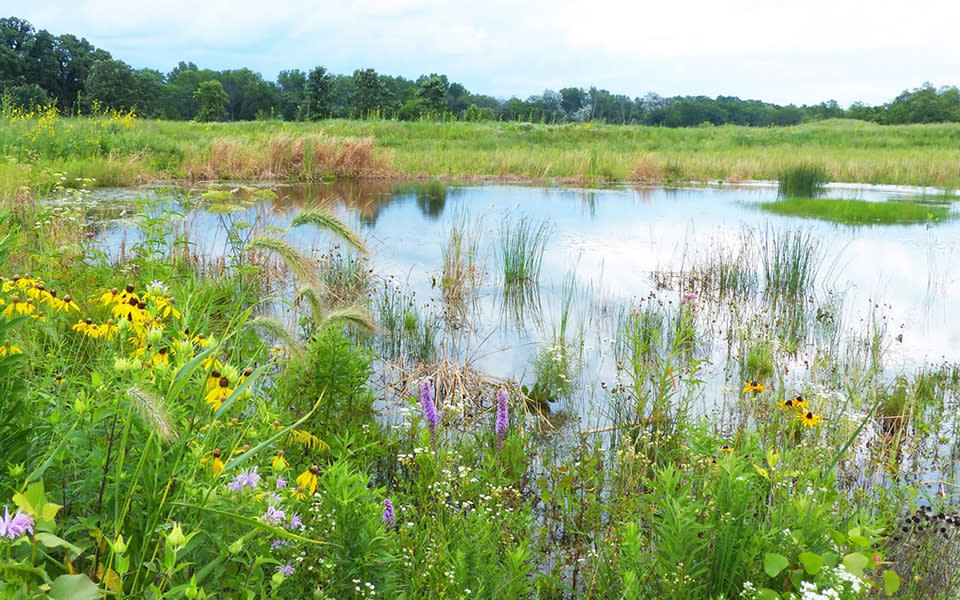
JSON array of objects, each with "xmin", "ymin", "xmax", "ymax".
[{"xmin": 496, "ymin": 388, "xmax": 509, "ymax": 449}]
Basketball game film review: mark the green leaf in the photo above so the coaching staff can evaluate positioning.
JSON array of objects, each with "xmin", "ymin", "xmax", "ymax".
[
  {"xmin": 35, "ymin": 532, "xmax": 81, "ymax": 555},
  {"xmin": 842, "ymin": 552, "xmax": 869, "ymax": 577},
  {"xmin": 757, "ymin": 589, "xmax": 780, "ymax": 600},
  {"xmin": 798, "ymin": 551, "xmax": 823, "ymax": 575},
  {"xmin": 171, "ymin": 503, "xmax": 331, "ymax": 546},
  {"xmin": 764, "ymin": 553, "xmax": 790, "ymax": 578},
  {"xmin": 884, "ymin": 569, "xmax": 901, "ymax": 596},
  {"xmin": 848, "ymin": 534, "xmax": 870, "ymax": 547},
  {"xmin": 49, "ymin": 574, "xmax": 101, "ymax": 600}
]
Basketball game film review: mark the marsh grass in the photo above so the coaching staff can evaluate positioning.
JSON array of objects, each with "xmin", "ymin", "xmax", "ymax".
[
  {"xmin": 497, "ymin": 215, "xmax": 551, "ymax": 286},
  {"xmin": 777, "ymin": 163, "xmax": 829, "ymax": 198},
  {"xmin": 440, "ymin": 208, "xmax": 485, "ymax": 320},
  {"xmin": 760, "ymin": 227, "xmax": 820, "ymax": 300},
  {"xmin": 760, "ymin": 197, "xmax": 953, "ymax": 225}
]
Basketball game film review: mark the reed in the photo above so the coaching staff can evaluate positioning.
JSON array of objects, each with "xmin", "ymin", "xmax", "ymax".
[{"xmin": 777, "ymin": 163, "xmax": 829, "ymax": 198}]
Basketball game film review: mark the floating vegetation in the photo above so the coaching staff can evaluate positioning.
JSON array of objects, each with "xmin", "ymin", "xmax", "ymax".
[{"xmin": 760, "ymin": 197, "xmax": 953, "ymax": 225}]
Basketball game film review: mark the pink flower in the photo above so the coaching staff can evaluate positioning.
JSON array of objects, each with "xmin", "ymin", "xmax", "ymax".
[{"xmin": 0, "ymin": 506, "xmax": 34, "ymax": 540}]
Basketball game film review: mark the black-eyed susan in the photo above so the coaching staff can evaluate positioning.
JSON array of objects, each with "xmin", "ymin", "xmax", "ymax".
[
  {"xmin": 99, "ymin": 288, "xmax": 119, "ymax": 306},
  {"xmin": 799, "ymin": 411, "xmax": 823, "ymax": 428},
  {"xmin": 205, "ymin": 376, "xmax": 232, "ymax": 411},
  {"xmin": 296, "ymin": 465, "xmax": 319, "ymax": 496},
  {"xmin": 272, "ymin": 450, "xmax": 288, "ymax": 471},
  {"xmin": 792, "ymin": 395, "xmax": 809, "ymax": 411},
  {"xmin": 719, "ymin": 444, "xmax": 734, "ymax": 453},
  {"xmin": 743, "ymin": 381, "xmax": 766, "ymax": 394},
  {"xmin": 777, "ymin": 398, "xmax": 794, "ymax": 410},
  {"xmin": 206, "ymin": 369, "xmax": 223, "ymax": 392}
]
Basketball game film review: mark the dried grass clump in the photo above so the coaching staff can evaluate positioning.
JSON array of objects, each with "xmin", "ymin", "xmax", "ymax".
[
  {"xmin": 630, "ymin": 153, "xmax": 664, "ymax": 182},
  {"xmin": 186, "ymin": 133, "xmax": 391, "ymax": 181}
]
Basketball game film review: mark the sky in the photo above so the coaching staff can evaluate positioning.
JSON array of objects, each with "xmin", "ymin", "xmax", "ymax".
[{"xmin": 11, "ymin": 0, "xmax": 960, "ymax": 107}]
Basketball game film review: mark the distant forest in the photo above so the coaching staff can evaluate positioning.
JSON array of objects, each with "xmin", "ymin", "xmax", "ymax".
[{"xmin": 2, "ymin": 16, "xmax": 959, "ymax": 127}]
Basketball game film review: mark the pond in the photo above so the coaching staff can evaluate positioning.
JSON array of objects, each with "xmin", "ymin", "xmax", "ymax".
[{"xmin": 84, "ymin": 180, "xmax": 960, "ymax": 451}]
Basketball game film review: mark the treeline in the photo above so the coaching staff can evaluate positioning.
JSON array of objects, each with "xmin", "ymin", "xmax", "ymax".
[{"xmin": 2, "ymin": 16, "xmax": 960, "ymax": 127}]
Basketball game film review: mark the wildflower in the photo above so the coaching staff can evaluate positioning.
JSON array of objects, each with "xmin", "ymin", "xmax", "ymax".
[
  {"xmin": 288, "ymin": 486, "xmax": 307, "ymax": 500},
  {"xmin": 799, "ymin": 411, "xmax": 823, "ymax": 428},
  {"xmin": 0, "ymin": 341, "xmax": 22, "ymax": 356},
  {"xmin": 99, "ymin": 288, "xmax": 119, "ymax": 305},
  {"xmin": 204, "ymin": 448, "xmax": 225, "ymax": 477},
  {"xmin": 495, "ymin": 388, "xmax": 509, "ymax": 448},
  {"xmin": 276, "ymin": 564, "xmax": 295, "ymax": 576},
  {"xmin": 382, "ymin": 498, "xmax": 396, "ymax": 528},
  {"xmin": 419, "ymin": 379, "xmax": 438, "ymax": 435},
  {"xmin": 2, "ymin": 296, "xmax": 35, "ymax": 317},
  {"xmin": 275, "ymin": 476, "xmax": 287, "ymax": 490},
  {"xmin": 296, "ymin": 465, "xmax": 319, "ymax": 496},
  {"xmin": 742, "ymin": 381, "xmax": 766, "ymax": 394},
  {"xmin": 205, "ymin": 376, "xmax": 232, "ymax": 411},
  {"xmin": 792, "ymin": 395, "xmax": 809, "ymax": 411},
  {"xmin": 272, "ymin": 450, "xmax": 288, "ymax": 471},
  {"xmin": 719, "ymin": 444, "xmax": 734, "ymax": 453},
  {"xmin": 227, "ymin": 467, "xmax": 261, "ymax": 492},
  {"xmin": 262, "ymin": 505, "xmax": 286, "ymax": 526},
  {"xmin": 777, "ymin": 398, "xmax": 795, "ymax": 410},
  {"xmin": 288, "ymin": 513, "xmax": 304, "ymax": 530},
  {"xmin": 681, "ymin": 292, "xmax": 698, "ymax": 307},
  {"xmin": 0, "ymin": 506, "xmax": 34, "ymax": 540}
]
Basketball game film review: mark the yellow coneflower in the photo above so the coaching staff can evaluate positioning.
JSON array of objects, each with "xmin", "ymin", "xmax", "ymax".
[
  {"xmin": 116, "ymin": 284, "xmax": 139, "ymax": 306},
  {"xmin": 205, "ymin": 376, "xmax": 232, "ymax": 410},
  {"xmin": 742, "ymin": 381, "xmax": 766, "ymax": 394},
  {"xmin": 0, "ymin": 341, "xmax": 23, "ymax": 356},
  {"xmin": 54, "ymin": 374, "xmax": 64, "ymax": 385},
  {"xmin": 101, "ymin": 320, "xmax": 119, "ymax": 340},
  {"xmin": 191, "ymin": 333, "xmax": 210, "ymax": 348},
  {"xmin": 296, "ymin": 465, "xmax": 319, "ymax": 496},
  {"xmin": 799, "ymin": 411, "xmax": 823, "ymax": 428},
  {"xmin": 2, "ymin": 296, "xmax": 35, "ymax": 317},
  {"xmin": 99, "ymin": 288, "xmax": 119, "ymax": 305},
  {"xmin": 201, "ymin": 448, "xmax": 225, "ymax": 477},
  {"xmin": 777, "ymin": 398, "xmax": 794, "ymax": 410},
  {"xmin": 206, "ymin": 370, "xmax": 222, "ymax": 392},
  {"xmin": 289, "ymin": 486, "xmax": 307, "ymax": 501},
  {"xmin": 151, "ymin": 296, "xmax": 181, "ymax": 320},
  {"xmin": 151, "ymin": 347, "xmax": 170, "ymax": 366},
  {"xmin": 272, "ymin": 450, "xmax": 288, "ymax": 471},
  {"xmin": 72, "ymin": 318, "xmax": 93, "ymax": 336}
]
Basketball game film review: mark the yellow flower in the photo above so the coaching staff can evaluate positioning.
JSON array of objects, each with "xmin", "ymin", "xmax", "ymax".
[
  {"xmin": 272, "ymin": 451, "xmax": 288, "ymax": 471},
  {"xmin": 201, "ymin": 448, "xmax": 225, "ymax": 477},
  {"xmin": 205, "ymin": 376, "xmax": 232, "ymax": 410},
  {"xmin": 791, "ymin": 395, "xmax": 809, "ymax": 411},
  {"xmin": 289, "ymin": 486, "xmax": 307, "ymax": 501},
  {"xmin": 799, "ymin": 411, "xmax": 822, "ymax": 428},
  {"xmin": 719, "ymin": 444, "xmax": 734, "ymax": 453},
  {"xmin": 99, "ymin": 288, "xmax": 119, "ymax": 305},
  {"xmin": 742, "ymin": 381, "xmax": 766, "ymax": 394},
  {"xmin": 0, "ymin": 341, "xmax": 23, "ymax": 356},
  {"xmin": 151, "ymin": 348, "xmax": 170, "ymax": 366},
  {"xmin": 296, "ymin": 465, "xmax": 319, "ymax": 496},
  {"xmin": 2, "ymin": 297, "xmax": 35, "ymax": 317}
]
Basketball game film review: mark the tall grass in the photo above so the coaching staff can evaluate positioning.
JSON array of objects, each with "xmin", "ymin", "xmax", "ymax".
[
  {"xmin": 777, "ymin": 163, "xmax": 829, "ymax": 198},
  {"xmin": 760, "ymin": 227, "xmax": 820, "ymax": 299},
  {"xmin": 497, "ymin": 216, "xmax": 551, "ymax": 286}
]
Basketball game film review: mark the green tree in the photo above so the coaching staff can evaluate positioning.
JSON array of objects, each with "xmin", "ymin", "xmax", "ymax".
[
  {"xmin": 276, "ymin": 68, "xmax": 305, "ymax": 120},
  {"xmin": 84, "ymin": 58, "xmax": 139, "ymax": 111},
  {"xmin": 193, "ymin": 79, "xmax": 228, "ymax": 121},
  {"xmin": 351, "ymin": 68, "xmax": 392, "ymax": 118},
  {"xmin": 303, "ymin": 65, "xmax": 332, "ymax": 120},
  {"xmin": 417, "ymin": 74, "xmax": 448, "ymax": 118}
]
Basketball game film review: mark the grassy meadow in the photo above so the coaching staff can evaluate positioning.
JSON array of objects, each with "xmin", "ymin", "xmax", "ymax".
[
  {"xmin": 2, "ymin": 108, "xmax": 960, "ymax": 599},
  {"xmin": 4, "ymin": 107, "xmax": 960, "ymax": 201}
]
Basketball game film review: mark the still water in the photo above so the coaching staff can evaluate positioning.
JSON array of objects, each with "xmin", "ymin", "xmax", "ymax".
[{"xmin": 90, "ymin": 180, "xmax": 960, "ymax": 430}]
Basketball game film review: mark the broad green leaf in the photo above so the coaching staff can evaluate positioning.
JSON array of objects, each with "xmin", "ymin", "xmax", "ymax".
[
  {"xmin": 848, "ymin": 534, "xmax": 870, "ymax": 547},
  {"xmin": 757, "ymin": 589, "xmax": 780, "ymax": 600},
  {"xmin": 798, "ymin": 551, "xmax": 823, "ymax": 575},
  {"xmin": 842, "ymin": 552, "xmax": 869, "ymax": 577},
  {"xmin": 49, "ymin": 574, "xmax": 101, "ymax": 600},
  {"xmin": 764, "ymin": 553, "xmax": 790, "ymax": 578},
  {"xmin": 883, "ymin": 570, "xmax": 901, "ymax": 596},
  {"xmin": 35, "ymin": 532, "xmax": 81, "ymax": 555}
]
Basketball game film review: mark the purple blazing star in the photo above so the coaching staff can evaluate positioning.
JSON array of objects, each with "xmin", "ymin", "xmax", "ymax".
[
  {"xmin": 382, "ymin": 498, "xmax": 396, "ymax": 528},
  {"xmin": 496, "ymin": 388, "xmax": 509, "ymax": 449},
  {"xmin": 262, "ymin": 505, "xmax": 286, "ymax": 527},
  {"xmin": 227, "ymin": 467, "xmax": 261, "ymax": 492},
  {"xmin": 0, "ymin": 506, "xmax": 34, "ymax": 540},
  {"xmin": 419, "ymin": 380, "xmax": 438, "ymax": 435},
  {"xmin": 276, "ymin": 563, "xmax": 295, "ymax": 576}
]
